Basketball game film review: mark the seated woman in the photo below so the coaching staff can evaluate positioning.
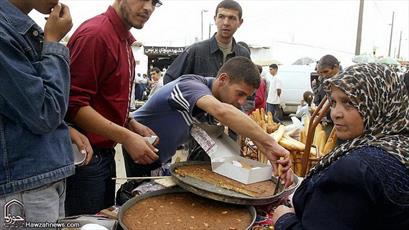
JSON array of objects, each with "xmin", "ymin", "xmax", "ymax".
[{"xmin": 272, "ymin": 63, "xmax": 409, "ymax": 229}]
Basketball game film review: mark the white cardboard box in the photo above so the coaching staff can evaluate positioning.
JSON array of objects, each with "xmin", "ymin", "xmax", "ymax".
[
  {"xmin": 211, "ymin": 155, "xmax": 273, "ymax": 184},
  {"xmin": 202, "ymin": 125, "xmax": 273, "ymax": 184}
]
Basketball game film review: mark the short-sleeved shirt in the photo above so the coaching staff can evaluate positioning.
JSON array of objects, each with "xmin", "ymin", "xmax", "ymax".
[
  {"xmin": 266, "ymin": 75, "xmax": 282, "ymax": 105},
  {"xmin": 132, "ymin": 75, "xmax": 214, "ymax": 162}
]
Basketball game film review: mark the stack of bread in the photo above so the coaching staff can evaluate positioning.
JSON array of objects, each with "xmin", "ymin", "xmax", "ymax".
[
  {"xmin": 242, "ymin": 112, "xmax": 338, "ymax": 176},
  {"xmin": 249, "ymin": 108, "xmax": 280, "ymax": 134},
  {"xmin": 299, "ymin": 116, "xmax": 337, "ymax": 157},
  {"xmin": 290, "ymin": 116, "xmax": 337, "ymax": 175},
  {"xmin": 244, "ymin": 109, "xmax": 280, "ymax": 162}
]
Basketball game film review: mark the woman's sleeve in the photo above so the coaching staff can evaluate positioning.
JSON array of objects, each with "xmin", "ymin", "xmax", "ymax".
[{"xmin": 275, "ymin": 154, "xmax": 381, "ymax": 230}]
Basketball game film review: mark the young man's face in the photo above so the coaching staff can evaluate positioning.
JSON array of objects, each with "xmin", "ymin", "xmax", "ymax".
[
  {"xmin": 118, "ymin": 0, "xmax": 157, "ymax": 29},
  {"xmin": 318, "ymin": 66, "xmax": 339, "ymax": 79},
  {"xmin": 218, "ymin": 76, "xmax": 254, "ymax": 108},
  {"xmin": 214, "ymin": 8, "xmax": 243, "ymax": 40},
  {"xmin": 150, "ymin": 71, "xmax": 160, "ymax": 81},
  {"xmin": 32, "ymin": 0, "xmax": 59, "ymax": 14},
  {"xmin": 269, "ymin": 68, "xmax": 277, "ymax": 76}
]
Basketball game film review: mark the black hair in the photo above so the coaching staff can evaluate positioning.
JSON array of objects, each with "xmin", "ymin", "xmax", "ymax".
[
  {"xmin": 215, "ymin": 0, "xmax": 242, "ymax": 19},
  {"xmin": 303, "ymin": 91, "xmax": 314, "ymax": 106},
  {"xmin": 150, "ymin": 67, "xmax": 161, "ymax": 73},
  {"xmin": 256, "ymin": 65, "xmax": 263, "ymax": 74},
  {"xmin": 217, "ymin": 57, "xmax": 260, "ymax": 89},
  {"xmin": 269, "ymin": 64, "xmax": 278, "ymax": 69},
  {"xmin": 318, "ymin": 54, "xmax": 340, "ymax": 69}
]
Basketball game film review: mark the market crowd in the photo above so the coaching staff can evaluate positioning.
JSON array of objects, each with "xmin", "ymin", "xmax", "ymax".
[{"xmin": 1, "ymin": 0, "xmax": 408, "ymax": 229}]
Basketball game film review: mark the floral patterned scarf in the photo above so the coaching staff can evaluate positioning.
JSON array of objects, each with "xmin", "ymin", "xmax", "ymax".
[{"xmin": 307, "ymin": 63, "xmax": 409, "ymax": 177}]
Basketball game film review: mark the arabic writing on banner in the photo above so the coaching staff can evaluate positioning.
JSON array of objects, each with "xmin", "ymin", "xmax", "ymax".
[{"xmin": 144, "ymin": 46, "xmax": 185, "ymax": 56}]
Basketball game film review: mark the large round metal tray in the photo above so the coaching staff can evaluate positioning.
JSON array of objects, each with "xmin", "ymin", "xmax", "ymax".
[
  {"xmin": 118, "ymin": 187, "xmax": 256, "ymax": 230},
  {"xmin": 170, "ymin": 161, "xmax": 299, "ymax": 206}
]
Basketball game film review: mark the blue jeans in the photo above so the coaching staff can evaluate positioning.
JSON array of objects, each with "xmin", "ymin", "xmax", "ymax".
[
  {"xmin": 134, "ymin": 84, "xmax": 146, "ymax": 101},
  {"xmin": 0, "ymin": 180, "xmax": 65, "ymax": 229},
  {"xmin": 65, "ymin": 148, "xmax": 116, "ymax": 216},
  {"xmin": 266, "ymin": 103, "xmax": 282, "ymax": 123}
]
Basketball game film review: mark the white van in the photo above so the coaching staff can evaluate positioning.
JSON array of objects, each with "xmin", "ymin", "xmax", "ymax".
[{"xmin": 263, "ymin": 64, "xmax": 315, "ymax": 114}]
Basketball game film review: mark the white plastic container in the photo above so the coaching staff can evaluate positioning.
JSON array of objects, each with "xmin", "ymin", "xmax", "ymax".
[
  {"xmin": 72, "ymin": 144, "xmax": 86, "ymax": 165},
  {"xmin": 204, "ymin": 125, "xmax": 272, "ymax": 184}
]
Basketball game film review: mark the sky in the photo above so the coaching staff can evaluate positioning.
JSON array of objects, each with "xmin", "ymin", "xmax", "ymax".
[{"xmin": 29, "ymin": 0, "xmax": 409, "ymax": 65}]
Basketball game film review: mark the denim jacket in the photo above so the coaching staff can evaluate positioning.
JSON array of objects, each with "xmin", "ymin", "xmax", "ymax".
[
  {"xmin": 163, "ymin": 35, "xmax": 251, "ymax": 84},
  {"xmin": 0, "ymin": 1, "xmax": 74, "ymax": 196}
]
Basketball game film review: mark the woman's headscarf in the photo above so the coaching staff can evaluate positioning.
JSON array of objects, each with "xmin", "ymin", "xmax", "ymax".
[{"xmin": 307, "ymin": 63, "xmax": 409, "ymax": 177}]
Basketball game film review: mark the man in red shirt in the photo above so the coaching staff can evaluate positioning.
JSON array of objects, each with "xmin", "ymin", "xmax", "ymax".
[
  {"xmin": 252, "ymin": 65, "xmax": 267, "ymax": 112},
  {"xmin": 65, "ymin": 0, "xmax": 162, "ymax": 215}
]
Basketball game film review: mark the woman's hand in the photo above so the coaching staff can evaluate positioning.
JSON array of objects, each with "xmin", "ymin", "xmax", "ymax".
[{"xmin": 272, "ymin": 205, "xmax": 295, "ymax": 225}]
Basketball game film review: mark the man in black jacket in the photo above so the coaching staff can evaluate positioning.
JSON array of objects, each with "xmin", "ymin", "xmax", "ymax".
[{"xmin": 163, "ymin": 0, "xmax": 250, "ymax": 84}]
